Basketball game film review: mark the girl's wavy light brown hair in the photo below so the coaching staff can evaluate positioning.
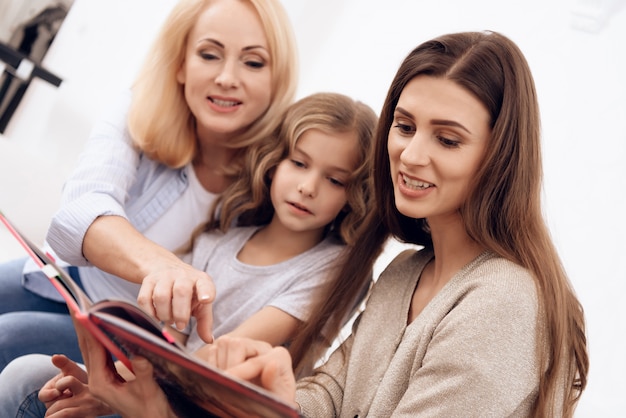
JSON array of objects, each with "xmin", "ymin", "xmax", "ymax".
[
  {"xmin": 290, "ymin": 31, "xmax": 588, "ymax": 415},
  {"xmin": 126, "ymin": 0, "xmax": 298, "ymax": 173},
  {"xmin": 208, "ymin": 92, "xmax": 377, "ymax": 248}
]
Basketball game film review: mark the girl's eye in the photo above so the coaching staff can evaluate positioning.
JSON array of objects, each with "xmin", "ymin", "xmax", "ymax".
[
  {"xmin": 328, "ymin": 177, "xmax": 346, "ymax": 187},
  {"xmin": 392, "ymin": 122, "xmax": 415, "ymax": 136},
  {"xmin": 290, "ymin": 159, "xmax": 305, "ymax": 168},
  {"xmin": 438, "ymin": 135, "xmax": 460, "ymax": 148}
]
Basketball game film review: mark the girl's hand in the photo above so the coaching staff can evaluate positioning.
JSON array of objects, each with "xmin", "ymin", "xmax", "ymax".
[
  {"xmin": 204, "ymin": 336, "xmax": 298, "ymax": 408},
  {"xmin": 137, "ymin": 263, "xmax": 215, "ymax": 344},
  {"xmin": 38, "ymin": 354, "xmax": 113, "ymax": 418}
]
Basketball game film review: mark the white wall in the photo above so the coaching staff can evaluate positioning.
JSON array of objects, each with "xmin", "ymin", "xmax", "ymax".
[{"xmin": 0, "ymin": 0, "xmax": 624, "ymax": 415}]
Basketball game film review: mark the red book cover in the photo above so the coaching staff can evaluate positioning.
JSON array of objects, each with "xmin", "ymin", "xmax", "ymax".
[{"xmin": 0, "ymin": 211, "xmax": 300, "ymax": 418}]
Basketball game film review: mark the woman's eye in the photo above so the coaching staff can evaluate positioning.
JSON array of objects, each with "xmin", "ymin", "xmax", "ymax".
[
  {"xmin": 392, "ymin": 122, "xmax": 415, "ymax": 135},
  {"xmin": 438, "ymin": 136, "xmax": 460, "ymax": 148},
  {"xmin": 200, "ymin": 52, "xmax": 218, "ymax": 61},
  {"xmin": 245, "ymin": 60, "xmax": 265, "ymax": 69},
  {"xmin": 290, "ymin": 159, "xmax": 305, "ymax": 168}
]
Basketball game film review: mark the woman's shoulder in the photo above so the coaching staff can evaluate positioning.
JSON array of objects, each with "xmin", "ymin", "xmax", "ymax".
[
  {"xmin": 468, "ymin": 252, "xmax": 536, "ymax": 293},
  {"xmin": 385, "ymin": 249, "xmax": 538, "ymax": 314},
  {"xmin": 451, "ymin": 252, "xmax": 538, "ymax": 319}
]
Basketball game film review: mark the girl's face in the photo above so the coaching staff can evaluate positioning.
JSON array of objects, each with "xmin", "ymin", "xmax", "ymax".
[
  {"xmin": 270, "ymin": 128, "xmax": 360, "ymax": 236},
  {"xmin": 177, "ymin": 0, "xmax": 272, "ymax": 144},
  {"xmin": 387, "ymin": 75, "xmax": 491, "ymax": 224}
]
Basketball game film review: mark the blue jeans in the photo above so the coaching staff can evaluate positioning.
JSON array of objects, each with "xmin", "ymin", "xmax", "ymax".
[
  {"xmin": 0, "ymin": 257, "xmax": 84, "ymax": 371},
  {"xmin": 0, "ymin": 354, "xmax": 121, "ymax": 418},
  {"xmin": 0, "ymin": 354, "xmax": 53, "ymax": 418}
]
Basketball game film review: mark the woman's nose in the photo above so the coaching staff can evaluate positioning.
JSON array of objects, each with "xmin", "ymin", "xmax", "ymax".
[
  {"xmin": 400, "ymin": 134, "xmax": 430, "ymax": 166},
  {"xmin": 215, "ymin": 61, "xmax": 240, "ymax": 88}
]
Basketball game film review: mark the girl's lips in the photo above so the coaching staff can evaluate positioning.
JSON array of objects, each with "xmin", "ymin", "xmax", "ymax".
[{"xmin": 288, "ymin": 201, "xmax": 312, "ymax": 215}]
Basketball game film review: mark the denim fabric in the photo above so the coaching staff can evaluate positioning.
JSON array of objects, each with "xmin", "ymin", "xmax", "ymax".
[
  {"xmin": 0, "ymin": 258, "xmax": 69, "ymax": 314},
  {"xmin": 0, "ymin": 354, "xmax": 122, "ymax": 418},
  {"xmin": 0, "ymin": 354, "xmax": 57, "ymax": 418},
  {"xmin": 17, "ymin": 391, "xmax": 47, "ymax": 418},
  {"xmin": 0, "ymin": 258, "xmax": 84, "ymax": 371}
]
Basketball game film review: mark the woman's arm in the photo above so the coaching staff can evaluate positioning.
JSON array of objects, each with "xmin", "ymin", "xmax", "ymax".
[
  {"xmin": 46, "ymin": 91, "xmax": 140, "ymax": 267},
  {"xmin": 46, "ymin": 92, "xmax": 216, "ymax": 334}
]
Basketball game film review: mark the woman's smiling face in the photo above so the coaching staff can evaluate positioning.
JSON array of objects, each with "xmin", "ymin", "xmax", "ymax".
[
  {"xmin": 177, "ymin": 0, "xmax": 273, "ymax": 143},
  {"xmin": 387, "ymin": 75, "xmax": 491, "ymax": 223}
]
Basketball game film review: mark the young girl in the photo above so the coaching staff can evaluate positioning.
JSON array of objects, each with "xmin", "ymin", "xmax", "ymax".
[
  {"xmin": 80, "ymin": 31, "xmax": 588, "ymax": 418},
  {"xmin": 3, "ymin": 92, "xmax": 378, "ymax": 417}
]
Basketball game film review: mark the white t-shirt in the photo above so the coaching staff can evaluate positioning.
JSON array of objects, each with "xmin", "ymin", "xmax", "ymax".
[{"xmin": 143, "ymin": 165, "xmax": 216, "ymax": 253}]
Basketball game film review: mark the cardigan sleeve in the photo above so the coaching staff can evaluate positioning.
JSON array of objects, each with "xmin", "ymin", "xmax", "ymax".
[{"xmin": 295, "ymin": 326, "xmax": 356, "ymax": 416}]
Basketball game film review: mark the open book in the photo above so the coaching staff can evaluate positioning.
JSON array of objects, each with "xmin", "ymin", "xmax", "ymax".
[{"xmin": 0, "ymin": 212, "xmax": 300, "ymax": 418}]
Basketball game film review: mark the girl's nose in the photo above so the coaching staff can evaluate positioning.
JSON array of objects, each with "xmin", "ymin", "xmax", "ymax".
[{"xmin": 297, "ymin": 179, "xmax": 317, "ymax": 198}]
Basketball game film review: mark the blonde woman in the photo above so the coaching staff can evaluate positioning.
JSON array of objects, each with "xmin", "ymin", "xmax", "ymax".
[{"xmin": 0, "ymin": 0, "xmax": 298, "ymax": 370}]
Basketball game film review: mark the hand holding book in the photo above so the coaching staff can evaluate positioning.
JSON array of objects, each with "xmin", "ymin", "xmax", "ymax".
[
  {"xmin": 72, "ymin": 310, "xmax": 178, "ymax": 418},
  {"xmin": 0, "ymin": 211, "xmax": 300, "ymax": 418}
]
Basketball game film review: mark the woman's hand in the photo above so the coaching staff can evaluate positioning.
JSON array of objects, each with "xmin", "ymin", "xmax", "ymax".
[
  {"xmin": 137, "ymin": 262, "xmax": 215, "ymax": 344},
  {"xmin": 83, "ymin": 216, "xmax": 215, "ymax": 343},
  {"xmin": 203, "ymin": 336, "xmax": 298, "ymax": 408},
  {"xmin": 72, "ymin": 312, "xmax": 177, "ymax": 418},
  {"xmin": 38, "ymin": 354, "xmax": 113, "ymax": 418},
  {"xmin": 89, "ymin": 355, "xmax": 176, "ymax": 418}
]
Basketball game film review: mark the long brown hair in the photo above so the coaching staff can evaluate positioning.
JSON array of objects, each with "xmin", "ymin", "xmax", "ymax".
[{"xmin": 291, "ymin": 31, "xmax": 588, "ymax": 416}]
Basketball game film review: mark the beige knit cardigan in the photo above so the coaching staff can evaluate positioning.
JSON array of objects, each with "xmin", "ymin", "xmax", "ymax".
[{"xmin": 296, "ymin": 249, "xmax": 549, "ymax": 417}]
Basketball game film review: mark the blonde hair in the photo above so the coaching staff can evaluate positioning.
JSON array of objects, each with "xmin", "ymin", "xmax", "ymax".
[
  {"xmin": 209, "ymin": 92, "xmax": 377, "ymax": 248},
  {"xmin": 127, "ymin": 0, "xmax": 298, "ymax": 170}
]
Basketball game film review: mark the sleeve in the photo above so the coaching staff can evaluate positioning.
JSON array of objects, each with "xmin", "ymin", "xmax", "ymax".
[
  {"xmin": 392, "ymin": 274, "xmax": 541, "ymax": 417},
  {"xmin": 267, "ymin": 243, "xmax": 343, "ymax": 322},
  {"xmin": 46, "ymin": 90, "xmax": 140, "ymax": 266},
  {"xmin": 295, "ymin": 327, "xmax": 355, "ymax": 416}
]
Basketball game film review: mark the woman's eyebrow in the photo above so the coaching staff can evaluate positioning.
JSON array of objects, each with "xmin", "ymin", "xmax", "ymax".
[
  {"xmin": 197, "ymin": 38, "xmax": 268, "ymax": 53},
  {"xmin": 395, "ymin": 106, "xmax": 471, "ymax": 134}
]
